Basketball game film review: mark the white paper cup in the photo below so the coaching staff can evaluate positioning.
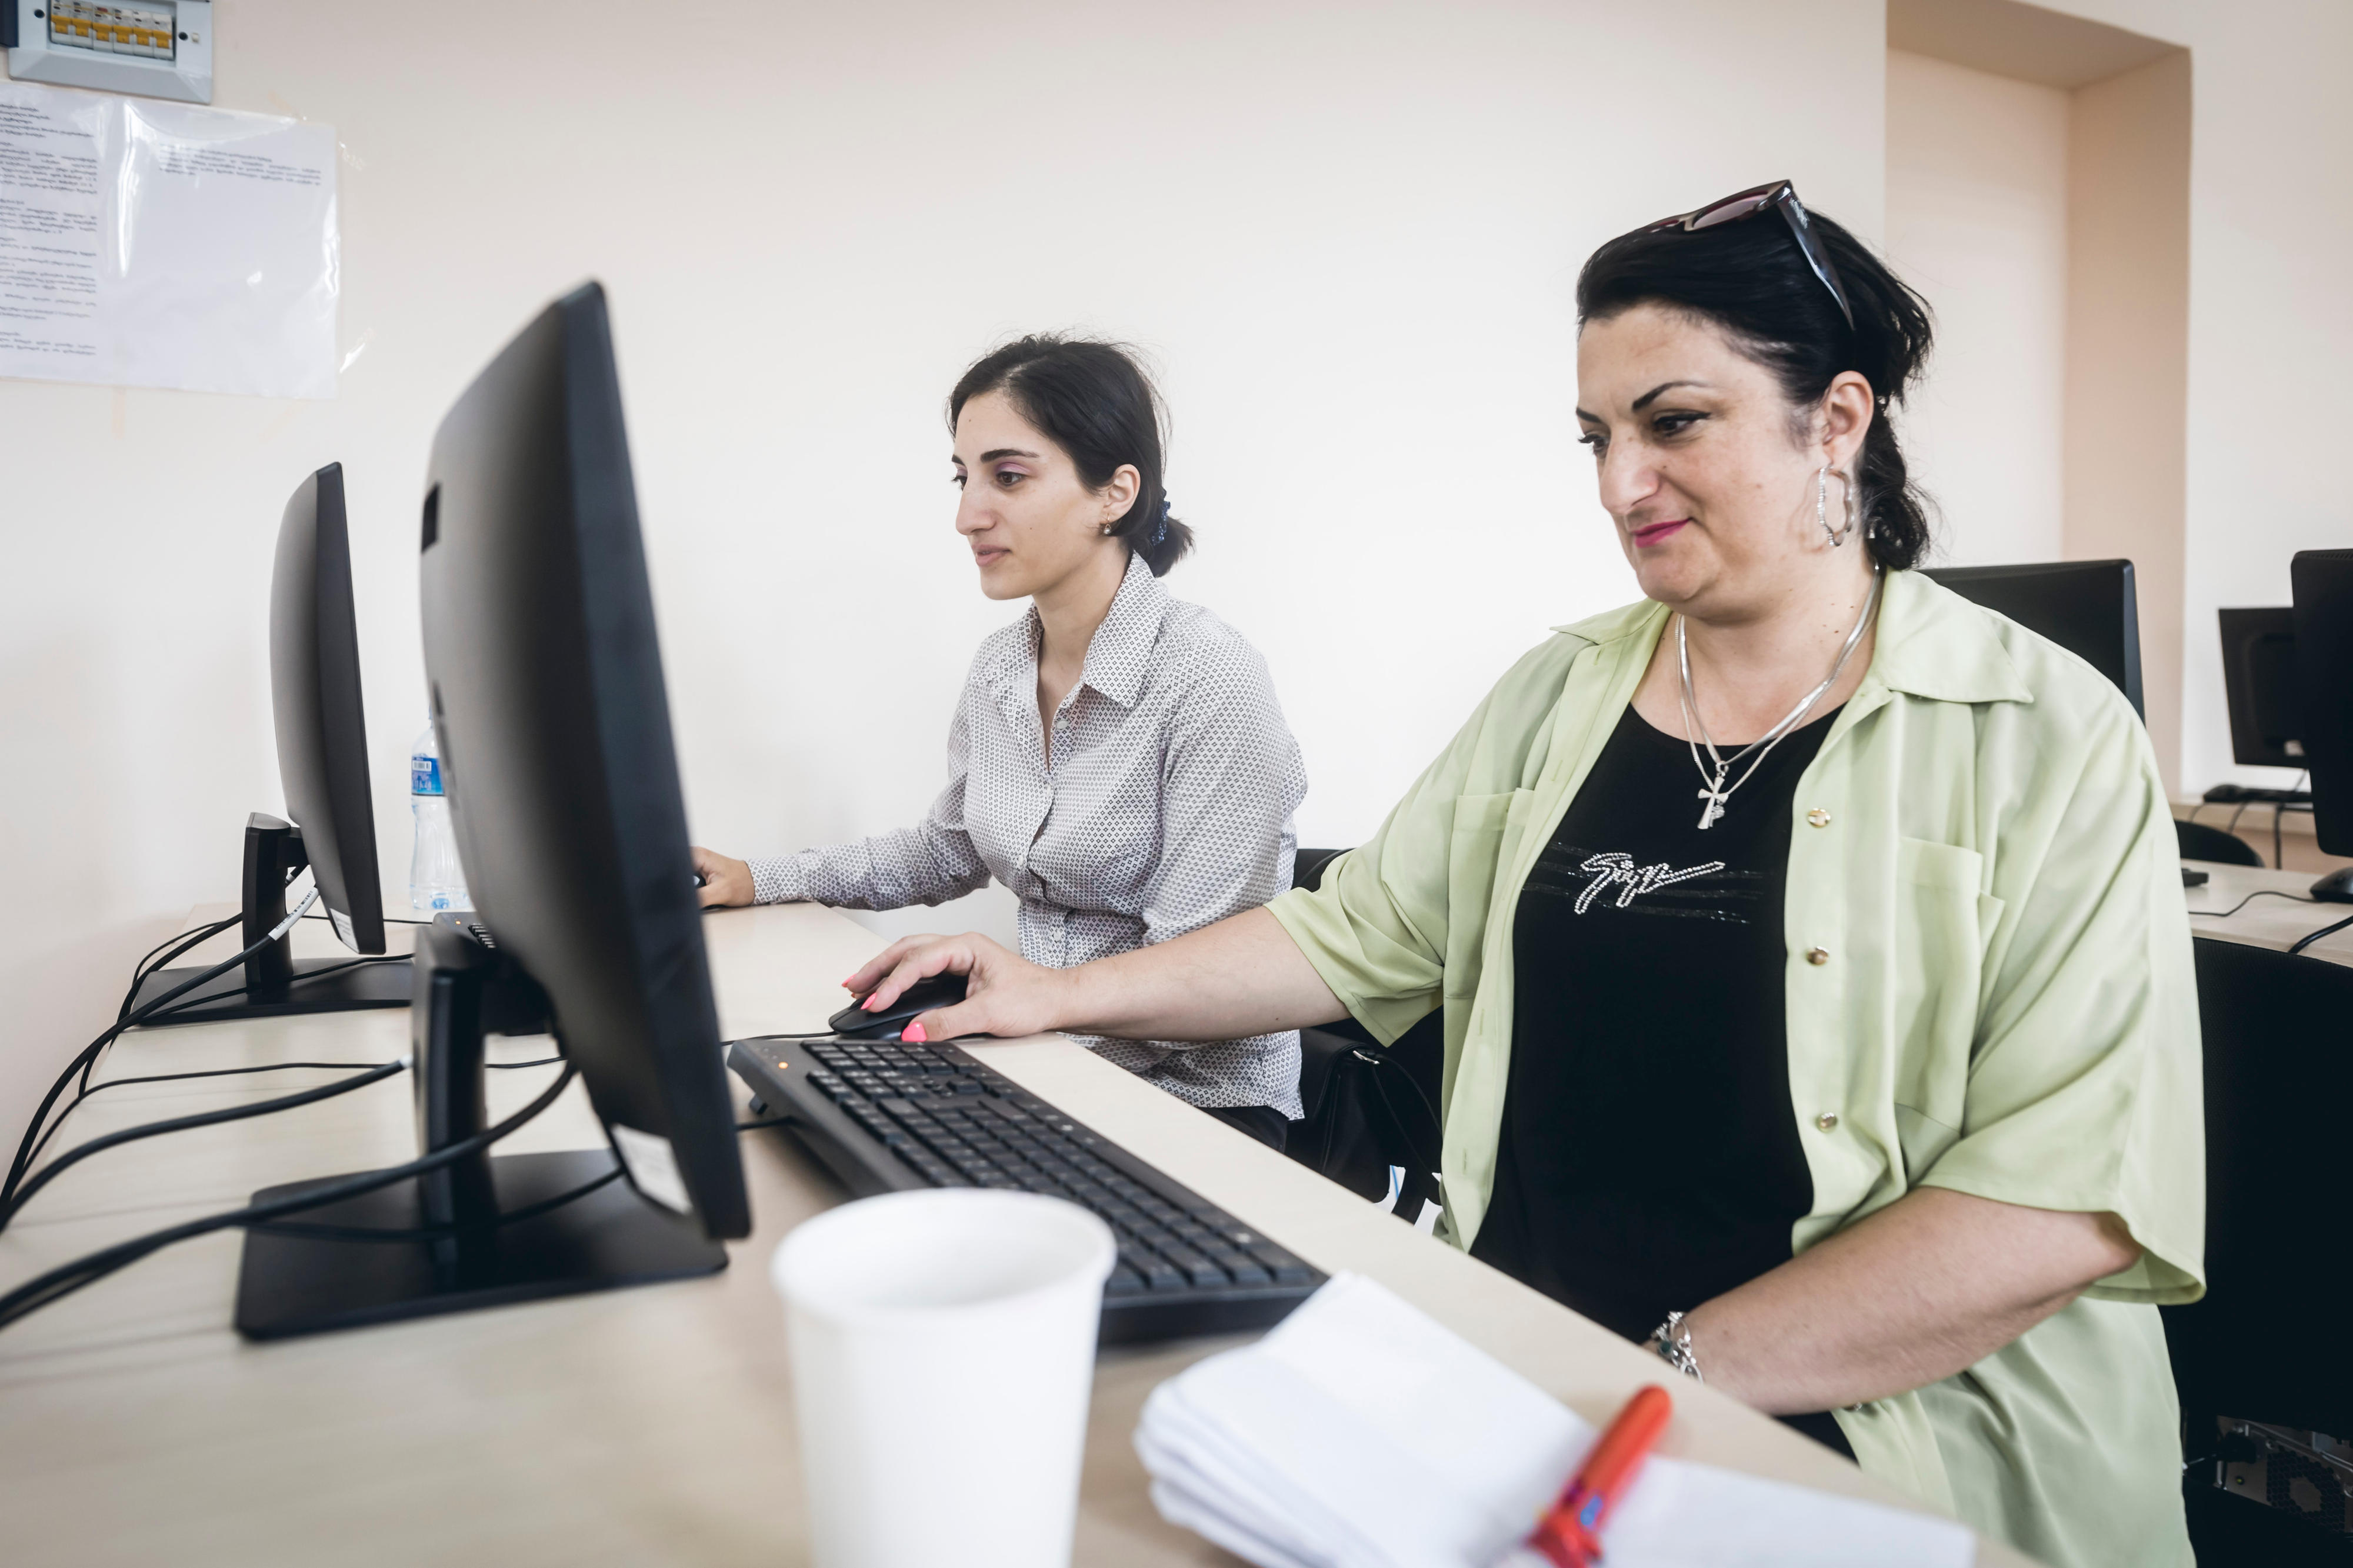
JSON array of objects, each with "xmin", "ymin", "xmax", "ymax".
[{"xmin": 771, "ymin": 1189, "xmax": 1118, "ymax": 1568}]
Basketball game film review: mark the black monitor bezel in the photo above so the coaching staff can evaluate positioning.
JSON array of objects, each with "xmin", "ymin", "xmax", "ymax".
[
  {"xmin": 2217, "ymin": 606, "xmax": 2304, "ymax": 771},
  {"xmin": 1922, "ymin": 559, "xmax": 2144, "ymax": 719},
  {"xmin": 270, "ymin": 462, "xmax": 386, "ymax": 956},
  {"xmin": 2292, "ymin": 552, "xmax": 2353, "ymax": 858},
  {"xmin": 418, "ymin": 282, "xmax": 748, "ymax": 1241}
]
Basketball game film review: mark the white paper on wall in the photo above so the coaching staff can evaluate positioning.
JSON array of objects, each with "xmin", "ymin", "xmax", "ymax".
[{"xmin": 0, "ymin": 80, "xmax": 336, "ymax": 398}]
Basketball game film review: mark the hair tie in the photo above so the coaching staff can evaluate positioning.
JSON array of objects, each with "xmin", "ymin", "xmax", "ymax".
[{"xmin": 1149, "ymin": 496, "xmax": 1171, "ymax": 548}]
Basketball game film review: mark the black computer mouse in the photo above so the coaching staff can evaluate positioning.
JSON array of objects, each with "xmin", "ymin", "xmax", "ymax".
[{"xmin": 828, "ymin": 973, "xmax": 969, "ymax": 1040}]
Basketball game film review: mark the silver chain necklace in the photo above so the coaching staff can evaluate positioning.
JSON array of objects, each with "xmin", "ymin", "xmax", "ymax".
[{"xmin": 1678, "ymin": 566, "xmax": 1883, "ymax": 830}]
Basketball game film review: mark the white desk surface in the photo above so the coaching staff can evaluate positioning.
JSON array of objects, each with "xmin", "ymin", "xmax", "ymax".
[
  {"xmin": 2182, "ymin": 858, "xmax": 2353, "ymax": 963},
  {"xmin": 0, "ymin": 901, "xmax": 2038, "ymax": 1567}
]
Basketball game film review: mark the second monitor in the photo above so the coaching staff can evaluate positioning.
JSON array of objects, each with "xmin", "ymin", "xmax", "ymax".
[{"xmin": 127, "ymin": 462, "xmax": 411, "ymax": 1025}]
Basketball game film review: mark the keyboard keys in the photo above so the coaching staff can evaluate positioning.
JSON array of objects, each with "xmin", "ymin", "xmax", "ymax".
[
  {"xmin": 1211, "ymin": 1251, "xmax": 1272, "ymax": 1287},
  {"xmin": 1251, "ymin": 1246, "xmax": 1314, "ymax": 1287},
  {"xmin": 765, "ymin": 1034, "xmax": 1323, "ymax": 1309},
  {"xmin": 1121, "ymin": 1247, "xmax": 1185, "ymax": 1292}
]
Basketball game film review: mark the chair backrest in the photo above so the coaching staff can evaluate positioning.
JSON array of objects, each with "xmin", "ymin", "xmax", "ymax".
[
  {"xmin": 2162, "ymin": 936, "xmax": 2353, "ymax": 1433},
  {"xmin": 1925, "ymin": 559, "xmax": 2142, "ymax": 718},
  {"xmin": 2177, "ymin": 818, "xmax": 2267, "ymax": 868},
  {"xmin": 1284, "ymin": 847, "xmax": 1447, "ymax": 1210},
  {"xmin": 1293, "ymin": 847, "xmax": 1349, "ymax": 894}
]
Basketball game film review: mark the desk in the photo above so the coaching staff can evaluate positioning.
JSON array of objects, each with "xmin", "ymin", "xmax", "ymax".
[
  {"xmin": 2184, "ymin": 859, "xmax": 2353, "ymax": 965},
  {"xmin": 0, "ymin": 902, "xmax": 2032, "ymax": 1567}
]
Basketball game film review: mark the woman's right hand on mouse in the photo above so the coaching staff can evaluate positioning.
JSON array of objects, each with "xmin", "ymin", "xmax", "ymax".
[
  {"xmin": 692, "ymin": 846, "xmax": 755, "ymax": 909},
  {"xmin": 846, "ymin": 933, "xmax": 1069, "ymax": 1045}
]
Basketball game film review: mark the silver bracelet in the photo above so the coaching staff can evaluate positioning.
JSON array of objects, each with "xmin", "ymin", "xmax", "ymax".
[{"xmin": 1649, "ymin": 1310, "xmax": 1703, "ymax": 1382}]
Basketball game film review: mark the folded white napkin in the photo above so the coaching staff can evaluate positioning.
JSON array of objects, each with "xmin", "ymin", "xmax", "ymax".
[{"xmin": 1135, "ymin": 1273, "xmax": 1977, "ymax": 1568}]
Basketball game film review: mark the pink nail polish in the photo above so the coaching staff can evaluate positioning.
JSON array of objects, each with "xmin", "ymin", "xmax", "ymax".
[{"xmin": 903, "ymin": 1022, "xmax": 928, "ymax": 1044}]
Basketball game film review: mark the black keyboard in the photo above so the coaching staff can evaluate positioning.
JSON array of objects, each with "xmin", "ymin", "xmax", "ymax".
[{"xmin": 726, "ymin": 1035, "xmax": 1325, "ymax": 1345}]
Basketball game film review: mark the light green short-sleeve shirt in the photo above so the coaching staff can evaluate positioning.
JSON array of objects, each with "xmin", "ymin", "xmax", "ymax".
[{"xmin": 1267, "ymin": 569, "xmax": 2202, "ymax": 1568}]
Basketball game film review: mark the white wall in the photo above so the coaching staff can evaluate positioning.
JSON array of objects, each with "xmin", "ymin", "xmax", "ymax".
[
  {"xmin": 0, "ymin": 0, "xmax": 1889, "ymax": 1138},
  {"xmin": 1884, "ymin": 49, "xmax": 2071, "ymax": 568}
]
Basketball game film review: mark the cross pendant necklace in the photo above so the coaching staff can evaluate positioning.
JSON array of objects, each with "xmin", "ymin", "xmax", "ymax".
[
  {"xmin": 1677, "ymin": 565, "xmax": 1883, "ymax": 831},
  {"xmin": 1697, "ymin": 765, "xmax": 1731, "ymax": 830}
]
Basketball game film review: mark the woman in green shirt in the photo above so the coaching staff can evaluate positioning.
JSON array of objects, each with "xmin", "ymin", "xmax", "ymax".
[{"xmin": 845, "ymin": 182, "xmax": 2204, "ymax": 1568}]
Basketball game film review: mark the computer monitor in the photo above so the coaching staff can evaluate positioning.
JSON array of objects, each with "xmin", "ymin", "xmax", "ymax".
[
  {"xmin": 128, "ymin": 462, "xmax": 412, "ymax": 1025},
  {"xmin": 2218, "ymin": 607, "xmax": 2305, "ymax": 769},
  {"xmin": 1924, "ymin": 560, "xmax": 2144, "ymax": 718},
  {"xmin": 233, "ymin": 283, "xmax": 748, "ymax": 1339},
  {"xmin": 2291, "ymin": 551, "xmax": 2353, "ymax": 899}
]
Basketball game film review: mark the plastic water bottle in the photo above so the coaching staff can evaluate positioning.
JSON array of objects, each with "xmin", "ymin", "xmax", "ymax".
[{"xmin": 409, "ymin": 722, "xmax": 471, "ymax": 912}]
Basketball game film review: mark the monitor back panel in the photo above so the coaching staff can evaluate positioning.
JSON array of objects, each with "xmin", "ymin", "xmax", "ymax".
[
  {"xmin": 269, "ymin": 461, "xmax": 384, "ymax": 955},
  {"xmin": 419, "ymin": 282, "xmax": 748, "ymax": 1239},
  {"xmin": 1924, "ymin": 559, "xmax": 2143, "ymax": 718}
]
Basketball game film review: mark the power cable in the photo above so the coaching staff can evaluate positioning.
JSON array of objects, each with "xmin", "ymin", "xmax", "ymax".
[
  {"xmin": 1, "ymin": 1060, "xmax": 406, "ymax": 1231},
  {"xmin": 21, "ymin": 1052, "xmax": 397, "ymax": 1181},
  {"xmin": 8, "ymin": 885, "xmax": 321, "ymax": 1203},
  {"xmin": 0, "ymin": 1064, "xmax": 577, "ymax": 1335},
  {"xmin": 252, "ymin": 1162, "xmax": 623, "ymax": 1245},
  {"xmin": 2191, "ymin": 889, "xmax": 2319, "ymax": 919},
  {"xmin": 2289, "ymin": 915, "xmax": 2353, "ymax": 958}
]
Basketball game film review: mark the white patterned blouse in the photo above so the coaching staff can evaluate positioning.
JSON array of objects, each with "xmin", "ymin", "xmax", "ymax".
[{"xmin": 749, "ymin": 552, "xmax": 1308, "ymax": 1118}]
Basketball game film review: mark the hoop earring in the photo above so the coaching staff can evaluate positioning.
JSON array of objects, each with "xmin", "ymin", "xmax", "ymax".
[{"xmin": 1817, "ymin": 465, "xmax": 1855, "ymax": 548}]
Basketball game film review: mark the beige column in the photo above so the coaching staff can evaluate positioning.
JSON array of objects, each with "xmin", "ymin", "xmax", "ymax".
[{"xmin": 2063, "ymin": 51, "xmax": 2192, "ymax": 793}]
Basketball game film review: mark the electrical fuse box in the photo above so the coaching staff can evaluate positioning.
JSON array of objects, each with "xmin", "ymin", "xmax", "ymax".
[{"xmin": 4, "ymin": 0, "xmax": 212, "ymax": 104}]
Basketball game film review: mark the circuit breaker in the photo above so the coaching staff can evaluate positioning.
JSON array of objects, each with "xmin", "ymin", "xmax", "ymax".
[{"xmin": 4, "ymin": 0, "xmax": 213, "ymax": 104}]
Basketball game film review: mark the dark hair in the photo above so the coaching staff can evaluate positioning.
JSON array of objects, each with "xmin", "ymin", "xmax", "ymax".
[
  {"xmin": 946, "ymin": 334, "xmax": 1193, "ymax": 576},
  {"xmin": 1575, "ymin": 202, "xmax": 1937, "ymax": 571}
]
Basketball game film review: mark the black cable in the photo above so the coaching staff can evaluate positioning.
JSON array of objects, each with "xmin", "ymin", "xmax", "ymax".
[
  {"xmin": 105, "ymin": 946, "xmax": 401, "ymax": 1099},
  {"xmin": 486, "ymin": 1056, "xmax": 563, "ymax": 1070},
  {"xmin": 119, "ymin": 917, "xmax": 239, "ymax": 1022},
  {"xmin": 2289, "ymin": 915, "xmax": 2353, "ymax": 957},
  {"xmin": 0, "ymin": 1065, "xmax": 578, "ymax": 1335},
  {"xmin": 21, "ymin": 1059, "xmax": 395, "ymax": 1177},
  {"xmin": 249, "ymin": 1162, "xmax": 624, "ymax": 1244},
  {"xmin": 1, "ymin": 1061, "xmax": 407, "ymax": 1230},
  {"xmin": 255, "ymin": 1089, "xmax": 793, "ymax": 1242},
  {"xmin": 125, "ymin": 953, "xmax": 407, "ymax": 1020},
  {"xmin": 301, "ymin": 912, "xmax": 432, "ymax": 926},
  {"xmin": 8, "ymin": 915, "xmax": 319, "ymax": 1204},
  {"xmin": 2227, "ymin": 801, "xmax": 2251, "ymax": 839},
  {"xmin": 2191, "ymin": 888, "xmax": 2319, "ymax": 919}
]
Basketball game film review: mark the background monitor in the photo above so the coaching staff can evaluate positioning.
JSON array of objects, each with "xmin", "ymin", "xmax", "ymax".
[
  {"xmin": 2218, "ymin": 607, "xmax": 2305, "ymax": 770},
  {"xmin": 2291, "ymin": 551, "xmax": 2353, "ymax": 869},
  {"xmin": 418, "ymin": 279, "xmax": 749, "ymax": 1242},
  {"xmin": 272, "ymin": 461, "xmax": 388, "ymax": 956},
  {"xmin": 127, "ymin": 462, "xmax": 410, "ymax": 1024},
  {"xmin": 1924, "ymin": 559, "xmax": 2144, "ymax": 718}
]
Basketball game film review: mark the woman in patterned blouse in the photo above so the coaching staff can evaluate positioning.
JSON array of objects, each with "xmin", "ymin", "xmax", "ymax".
[{"xmin": 692, "ymin": 336, "xmax": 1309, "ymax": 1148}]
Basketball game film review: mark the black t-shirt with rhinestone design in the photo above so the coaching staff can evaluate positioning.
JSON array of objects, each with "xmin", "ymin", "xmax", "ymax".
[{"xmin": 1471, "ymin": 702, "xmax": 1851, "ymax": 1450}]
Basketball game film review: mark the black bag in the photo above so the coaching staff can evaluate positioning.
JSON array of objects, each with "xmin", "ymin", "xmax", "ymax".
[{"xmin": 1292, "ymin": 1011, "xmax": 1446, "ymax": 1218}]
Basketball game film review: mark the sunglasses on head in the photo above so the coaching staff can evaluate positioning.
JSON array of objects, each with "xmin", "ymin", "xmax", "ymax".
[{"xmin": 1642, "ymin": 179, "xmax": 1855, "ymax": 332}]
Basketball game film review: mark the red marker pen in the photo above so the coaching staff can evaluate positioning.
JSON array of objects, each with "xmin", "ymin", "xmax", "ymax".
[{"xmin": 1527, "ymin": 1384, "xmax": 1674, "ymax": 1567}]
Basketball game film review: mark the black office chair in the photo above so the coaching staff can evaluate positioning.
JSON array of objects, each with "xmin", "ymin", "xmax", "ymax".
[
  {"xmin": 2178, "ymin": 818, "xmax": 2267, "ymax": 868},
  {"xmin": 2165, "ymin": 936, "xmax": 2353, "ymax": 1563},
  {"xmin": 1287, "ymin": 849, "xmax": 1445, "ymax": 1216}
]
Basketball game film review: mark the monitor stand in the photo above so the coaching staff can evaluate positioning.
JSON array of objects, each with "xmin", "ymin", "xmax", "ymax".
[
  {"xmin": 234, "ymin": 918, "xmax": 726, "ymax": 1340},
  {"xmin": 126, "ymin": 813, "xmax": 413, "ymax": 1026}
]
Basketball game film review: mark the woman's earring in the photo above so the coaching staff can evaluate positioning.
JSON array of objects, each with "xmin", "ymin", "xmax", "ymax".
[{"xmin": 1818, "ymin": 465, "xmax": 1855, "ymax": 548}]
